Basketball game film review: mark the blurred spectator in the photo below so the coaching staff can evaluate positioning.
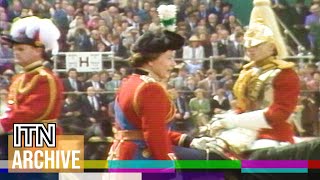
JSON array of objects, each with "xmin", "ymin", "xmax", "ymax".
[
  {"xmin": 0, "ymin": 69, "xmax": 14, "ymax": 89},
  {"xmin": 123, "ymin": 0, "xmax": 139, "ymax": 15},
  {"xmin": 7, "ymin": 0, "xmax": 22, "ymax": 22},
  {"xmin": 203, "ymin": 32, "xmax": 226, "ymax": 71},
  {"xmin": 98, "ymin": 25, "xmax": 112, "ymax": 50},
  {"xmin": 67, "ymin": 27, "xmax": 92, "ymax": 51},
  {"xmin": 131, "ymin": 14, "xmax": 142, "ymax": 31},
  {"xmin": 183, "ymin": 35, "xmax": 204, "ymax": 74},
  {"xmin": 189, "ymin": 88, "xmax": 211, "ymax": 131},
  {"xmin": 119, "ymin": 67, "xmax": 128, "ymax": 79},
  {"xmin": 220, "ymin": 3, "xmax": 234, "ymax": 25},
  {"xmin": 197, "ymin": 3, "xmax": 209, "ymax": 20},
  {"xmin": 229, "ymin": 25, "xmax": 243, "ymax": 41},
  {"xmin": 0, "ymin": 88, "xmax": 7, "ymax": 116},
  {"xmin": 84, "ymin": 72, "xmax": 104, "ymax": 91},
  {"xmin": 206, "ymin": 13, "xmax": 219, "ymax": 34},
  {"xmin": 97, "ymin": 41, "xmax": 107, "ymax": 52},
  {"xmin": 68, "ymin": 14, "xmax": 87, "ymax": 34},
  {"xmin": 223, "ymin": 79, "xmax": 235, "ymax": 102},
  {"xmin": 306, "ymin": 71, "xmax": 320, "ymax": 90},
  {"xmin": 149, "ymin": 16, "xmax": 161, "ymax": 32},
  {"xmin": 52, "ymin": 1, "xmax": 69, "ymax": 30},
  {"xmin": 105, "ymin": 72, "xmax": 121, "ymax": 103},
  {"xmin": 168, "ymin": 88, "xmax": 193, "ymax": 134},
  {"xmin": 0, "ymin": 10, "xmax": 10, "ymax": 34},
  {"xmin": 31, "ymin": 0, "xmax": 52, "ymax": 18},
  {"xmin": 138, "ymin": 1, "xmax": 152, "ymax": 24},
  {"xmin": 0, "ymin": 0, "xmax": 8, "ymax": 9},
  {"xmin": 63, "ymin": 68, "xmax": 84, "ymax": 92},
  {"xmin": 59, "ymin": 94, "xmax": 83, "ymax": 134},
  {"xmin": 89, "ymin": 29, "xmax": 101, "ymax": 51},
  {"xmin": 81, "ymin": 86, "xmax": 107, "ymax": 124},
  {"xmin": 290, "ymin": 0, "xmax": 309, "ymax": 49},
  {"xmin": 99, "ymin": 70, "xmax": 111, "ymax": 85},
  {"xmin": 233, "ymin": 32, "xmax": 245, "ymax": 57},
  {"xmin": 224, "ymin": 15, "xmax": 241, "ymax": 33},
  {"xmin": 301, "ymin": 94, "xmax": 318, "ymax": 136},
  {"xmin": 0, "ymin": 43, "xmax": 13, "ymax": 60},
  {"xmin": 305, "ymin": 4, "xmax": 320, "ymax": 50},
  {"xmin": 272, "ymin": 0, "xmax": 291, "ymax": 26},
  {"xmin": 198, "ymin": 69, "xmax": 219, "ymax": 97},
  {"xmin": 110, "ymin": 34, "xmax": 129, "ymax": 59},
  {"xmin": 168, "ymin": 67, "xmax": 188, "ymax": 90},
  {"xmin": 87, "ymin": 14, "xmax": 101, "ymax": 30},
  {"xmin": 219, "ymin": 29, "xmax": 235, "ymax": 57},
  {"xmin": 210, "ymin": 88, "xmax": 230, "ymax": 115},
  {"xmin": 187, "ymin": 12, "xmax": 200, "ymax": 34},
  {"xmin": 208, "ymin": 0, "xmax": 223, "ymax": 18},
  {"xmin": 122, "ymin": 26, "xmax": 140, "ymax": 50}
]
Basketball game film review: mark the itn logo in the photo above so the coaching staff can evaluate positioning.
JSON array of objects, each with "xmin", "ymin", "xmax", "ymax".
[{"xmin": 13, "ymin": 123, "xmax": 56, "ymax": 148}]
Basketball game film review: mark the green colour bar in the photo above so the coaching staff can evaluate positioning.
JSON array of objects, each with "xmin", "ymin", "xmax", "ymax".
[
  {"xmin": 242, "ymin": 168, "xmax": 308, "ymax": 173},
  {"xmin": 175, "ymin": 160, "xmax": 241, "ymax": 169}
]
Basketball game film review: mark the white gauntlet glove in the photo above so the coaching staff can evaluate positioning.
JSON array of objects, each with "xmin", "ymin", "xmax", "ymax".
[
  {"xmin": 210, "ymin": 110, "xmax": 271, "ymax": 131},
  {"xmin": 190, "ymin": 137, "xmax": 215, "ymax": 150}
]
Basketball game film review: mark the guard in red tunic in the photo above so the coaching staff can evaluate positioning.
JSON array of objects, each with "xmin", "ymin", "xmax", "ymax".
[
  {"xmin": 0, "ymin": 16, "xmax": 63, "ymax": 135},
  {"xmin": 209, "ymin": 0, "xmax": 300, "ymax": 151}
]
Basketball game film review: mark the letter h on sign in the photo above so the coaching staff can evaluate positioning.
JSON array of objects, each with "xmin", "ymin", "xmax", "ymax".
[
  {"xmin": 13, "ymin": 123, "xmax": 56, "ymax": 148},
  {"xmin": 79, "ymin": 56, "xmax": 89, "ymax": 67}
]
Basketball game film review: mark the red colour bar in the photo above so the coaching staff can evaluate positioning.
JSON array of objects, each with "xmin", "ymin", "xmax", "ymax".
[{"xmin": 308, "ymin": 160, "xmax": 320, "ymax": 169}]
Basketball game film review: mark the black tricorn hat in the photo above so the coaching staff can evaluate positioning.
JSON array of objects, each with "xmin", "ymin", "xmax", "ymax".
[
  {"xmin": 132, "ymin": 30, "xmax": 185, "ymax": 54},
  {"xmin": 1, "ymin": 34, "xmax": 43, "ymax": 47}
]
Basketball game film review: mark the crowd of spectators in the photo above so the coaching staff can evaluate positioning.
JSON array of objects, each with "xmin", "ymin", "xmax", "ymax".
[{"xmin": 0, "ymin": 0, "xmax": 320, "ymax": 141}]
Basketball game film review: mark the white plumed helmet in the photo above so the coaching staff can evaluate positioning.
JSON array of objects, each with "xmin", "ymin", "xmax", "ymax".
[{"xmin": 1, "ymin": 16, "xmax": 61, "ymax": 55}]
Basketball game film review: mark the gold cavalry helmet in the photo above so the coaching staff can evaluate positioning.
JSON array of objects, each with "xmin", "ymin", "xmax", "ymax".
[
  {"xmin": 244, "ymin": 0, "xmax": 288, "ymax": 58},
  {"xmin": 244, "ymin": 19, "xmax": 274, "ymax": 48}
]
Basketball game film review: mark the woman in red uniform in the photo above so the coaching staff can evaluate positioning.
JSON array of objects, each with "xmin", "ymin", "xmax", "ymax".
[{"xmin": 108, "ymin": 29, "xmax": 223, "ymax": 160}]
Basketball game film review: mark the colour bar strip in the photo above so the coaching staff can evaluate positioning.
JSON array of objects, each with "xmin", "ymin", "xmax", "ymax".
[
  {"xmin": 0, "ymin": 169, "xmax": 7, "ymax": 173},
  {"xmin": 108, "ymin": 160, "xmax": 174, "ymax": 169},
  {"xmin": 108, "ymin": 168, "xmax": 175, "ymax": 173},
  {"xmin": 175, "ymin": 160, "xmax": 241, "ymax": 169},
  {"xmin": 242, "ymin": 160, "xmax": 308, "ymax": 168},
  {"xmin": 308, "ymin": 160, "xmax": 320, "ymax": 169},
  {"xmin": 84, "ymin": 160, "xmax": 108, "ymax": 169},
  {"xmin": 242, "ymin": 168, "xmax": 308, "ymax": 173}
]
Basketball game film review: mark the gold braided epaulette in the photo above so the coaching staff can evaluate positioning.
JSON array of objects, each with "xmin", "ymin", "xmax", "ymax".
[
  {"xmin": 242, "ymin": 61, "xmax": 255, "ymax": 70},
  {"xmin": 270, "ymin": 59, "xmax": 295, "ymax": 69},
  {"xmin": 140, "ymin": 75, "xmax": 156, "ymax": 83},
  {"xmin": 242, "ymin": 59, "xmax": 295, "ymax": 70}
]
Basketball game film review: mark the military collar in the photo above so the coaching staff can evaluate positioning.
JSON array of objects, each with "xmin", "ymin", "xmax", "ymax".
[
  {"xmin": 134, "ymin": 68, "xmax": 149, "ymax": 75},
  {"xmin": 254, "ymin": 56, "xmax": 275, "ymax": 68},
  {"xmin": 134, "ymin": 68, "xmax": 161, "ymax": 82},
  {"xmin": 23, "ymin": 60, "xmax": 43, "ymax": 72},
  {"xmin": 243, "ymin": 56, "xmax": 275, "ymax": 70}
]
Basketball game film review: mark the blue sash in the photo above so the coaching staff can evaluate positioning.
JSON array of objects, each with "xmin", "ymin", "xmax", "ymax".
[{"xmin": 114, "ymin": 99, "xmax": 153, "ymax": 160}]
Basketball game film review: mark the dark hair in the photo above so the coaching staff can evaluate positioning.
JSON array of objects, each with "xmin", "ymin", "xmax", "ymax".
[
  {"xmin": 68, "ymin": 68, "xmax": 77, "ymax": 73},
  {"xmin": 235, "ymin": 32, "xmax": 244, "ymax": 38},
  {"xmin": 129, "ymin": 52, "xmax": 162, "ymax": 67}
]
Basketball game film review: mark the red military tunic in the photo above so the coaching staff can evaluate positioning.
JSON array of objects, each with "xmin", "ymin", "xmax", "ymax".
[
  {"xmin": 0, "ymin": 61, "xmax": 64, "ymax": 134},
  {"xmin": 233, "ymin": 57, "xmax": 300, "ymax": 143},
  {"xmin": 259, "ymin": 68, "xmax": 299, "ymax": 143},
  {"xmin": 110, "ymin": 69, "xmax": 191, "ymax": 160}
]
